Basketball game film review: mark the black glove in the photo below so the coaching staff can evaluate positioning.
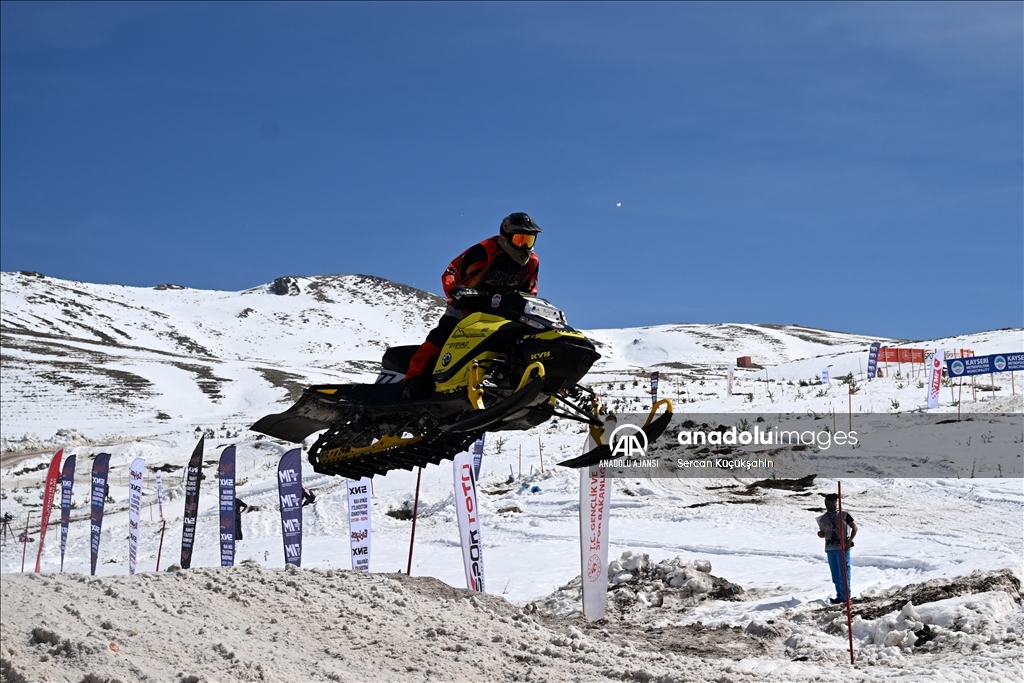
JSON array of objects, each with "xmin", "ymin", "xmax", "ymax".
[{"xmin": 449, "ymin": 286, "xmax": 482, "ymax": 303}]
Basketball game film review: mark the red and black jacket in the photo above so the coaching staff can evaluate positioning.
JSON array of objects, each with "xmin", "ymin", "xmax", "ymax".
[{"xmin": 441, "ymin": 236, "xmax": 539, "ymax": 304}]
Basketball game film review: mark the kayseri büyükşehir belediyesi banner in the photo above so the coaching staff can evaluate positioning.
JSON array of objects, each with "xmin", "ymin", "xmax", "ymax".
[
  {"xmin": 179, "ymin": 436, "xmax": 204, "ymax": 569},
  {"xmin": 128, "ymin": 457, "xmax": 145, "ymax": 575},
  {"xmin": 218, "ymin": 446, "xmax": 236, "ymax": 567},
  {"xmin": 946, "ymin": 352, "xmax": 1024, "ymax": 377},
  {"xmin": 89, "ymin": 452, "xmax": 112, "ymax": 576},
  {"xmin": 591, "ymin": 412, "xmax": 1023, "ymax": 479},
  {"xmin": 278, "ymin": 448, "xmax": 303, "ymax": 567},
  {"xmin": 60, "ymin": 453, "xmax": 76, "ymax": 572},
  {"xmin": 347, "ymin": 477, "xmax": 372, "ymax": 572}
]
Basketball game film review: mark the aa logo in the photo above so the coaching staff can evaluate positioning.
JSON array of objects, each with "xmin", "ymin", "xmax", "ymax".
[{"xmin": 609, "ymin": 424, "xmax": 648, "ymax": 458}]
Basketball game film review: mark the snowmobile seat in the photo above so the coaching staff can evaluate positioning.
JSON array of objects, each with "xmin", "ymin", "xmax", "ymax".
[{"xmin": 381, "ymin": 345, "xmax": 420, "ymax": 374}]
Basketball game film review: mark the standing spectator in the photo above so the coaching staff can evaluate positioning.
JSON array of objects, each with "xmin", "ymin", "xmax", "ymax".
[
  {"xmin": 816, "ymin": 493, "xmax": 858, "ymax": 604},
  {"xmin": 235, "ymin": 498, "xmax": 249, "ymax": 541}
]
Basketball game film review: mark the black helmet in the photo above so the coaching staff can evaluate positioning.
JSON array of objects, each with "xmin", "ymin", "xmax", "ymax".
[{"xmin": 499, "ymin": 213, "xmax": 542, "ymax": 253}]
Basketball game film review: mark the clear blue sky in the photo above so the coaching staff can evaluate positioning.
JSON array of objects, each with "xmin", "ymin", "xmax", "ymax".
[{"xmin": 2, "ymin": 2, "xmax": 1021, "ymax": 340}]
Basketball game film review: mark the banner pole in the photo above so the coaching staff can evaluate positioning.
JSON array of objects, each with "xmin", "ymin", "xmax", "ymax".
[
  {"xmin": 837, "ymin": 482, "xmax": 854, "ymax": 664},
  {"xmin": 538, "ymin": 437, "xmax": 544, "ymax": 473},
  {"xmin": 990, "ymin": 373, "xmax": 995, "ymax": 401},
  {"xmin": 20, "ymin": 512, "xmax": 32, "ymax": 573},
  {"xmin": 957, "ymin": 378, "xmax": 963, "ymax": 421},
  {"xmin": 407, "ymin": 467, "xmax": 422, "ymax": 576}
]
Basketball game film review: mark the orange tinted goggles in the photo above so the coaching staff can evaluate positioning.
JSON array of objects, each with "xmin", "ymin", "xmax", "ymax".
[{"xmin": 510, "ymin": 233, "xmax": 536, "ymax": 249}]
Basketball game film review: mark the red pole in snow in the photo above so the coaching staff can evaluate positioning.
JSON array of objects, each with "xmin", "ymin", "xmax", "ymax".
[
  {"xmin": 406, "ymin": 467, "xmax": 423, "ymax": 576},
  {"xmin": 837, "ymin": 482, "xmax": 855, "ymax": 664},
  {"xmin": 155, "ymin": 519, "xmax": 167, "ymax": 572}
]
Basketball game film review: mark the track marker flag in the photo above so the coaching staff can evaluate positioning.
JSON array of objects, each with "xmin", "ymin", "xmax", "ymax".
[
  {"xmin": 927, "ymin": 350, "xmax": 945, "ymax": 409},
  {"xmin": 650, "ymin": 371, "xmax": 659, "ymax": 405},
  {"xmin": 218, "ymin": 447, "xmax": 236, "ymax": 567},
  {"xmin": 180, "ymin": 436, "xmax": 204, "ymax": 569},
  {"xmin": 128, "ymin": 458, "xmax": 145, "ymax": 575},
  {"xmin": 347, "ymin": 477, "xmax": 372, "ymax": 572},
  {"xmin": 454, "ymin": 451, "xmax": 485, "ymax": 591},
  {"xmin": 60, "ymin": 454, "xmax": 76, "ymax": 572},
  {"xmin": 90, "ymin": 453, "xmax": 112, "ymax": 576},
  {"xmin": 155, "ymin": 471, "xmax": 165, "ymax": 522},
  {"xmin": 278, "ymin": 449, "xmax": 303, "ymax": 567},
  {"xmin": 35, "ymin": 449, "xmax": 63, "ymax": 573}
]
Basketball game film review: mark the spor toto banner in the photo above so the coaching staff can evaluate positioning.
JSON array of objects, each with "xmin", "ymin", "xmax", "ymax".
[
  {"xmin": 453, "ymin": 451, "xmax": 484, "ymax": 591},
  {"xmin": 90, "ymin": 453, "xmax": 112, "ymax": 576},
  {"xmin": 650, "ymin": 371, "xmax": 659, "ymax": 405},
  {"xmin": 218, "ymin": 447, "xmax": 236, "ymax": 567},
  {"xmin": 927, "ymin": 350, "xmax": 945, "ymax": 409},
  {"xmin": 128, "ymin": 458, "xmax": 145, "ymax": 575},
  {"xmin": 35, "ymin": 449, "xmax": 63, "ymax": 573},
  {"xmin": 60, "ymin": 454, "xmax": 76, "ymax": 572},
  {"xmin": 946, "ymin": 352, "xmax": 1024, "ymax": 378},
  {"xmin": 347, "ymin": 477, "xmax": 372, "ymax": 572},
  {"xmin": 180, "ymin": 436, "xmax": 205, "ymax": 569},
  {"xmin": 278, "ymin": 449, "xmax": 303, "ymax": 567},
  {"xmin": 580, "ymin": 416, "xmax": 613, "ymax": 622}
]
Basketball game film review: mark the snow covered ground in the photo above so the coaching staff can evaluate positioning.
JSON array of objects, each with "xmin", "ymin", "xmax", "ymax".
[{"xmin": 1, "ymin": 271, "xmax": 1021, "ymax": 681}]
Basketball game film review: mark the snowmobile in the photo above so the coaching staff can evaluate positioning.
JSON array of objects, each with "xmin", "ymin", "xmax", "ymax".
[{"xmin": 251, "ymin": 291, "xmax": 673, "ymax": 479}]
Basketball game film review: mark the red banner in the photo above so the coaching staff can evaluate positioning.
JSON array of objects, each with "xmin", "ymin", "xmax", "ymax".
[
  {"xmin": 35, "ymin": 449, "xmax": 63, "ymax": 573},
  {"xmin": 878, "ymin": 348, "xmax": 925, "ymax": 363}
]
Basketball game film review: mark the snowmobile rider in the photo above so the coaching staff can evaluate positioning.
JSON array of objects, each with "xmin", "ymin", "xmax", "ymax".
[
  {"xmin": 816, "ymin": 493, "xmax": 858, "ymax": 604},
  {"xmin": 403, "ymin": 212, "xmax": 542, "ymax": 399}
]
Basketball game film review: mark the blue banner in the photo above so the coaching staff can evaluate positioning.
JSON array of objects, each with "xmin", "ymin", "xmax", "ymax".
[
  {"xmin": 946, "ymin": 352, "xmax": 1024, "ymax": 378},
  {"xmin": 218, "ymin": 446, "xmax": 236, "ymax": 567},
  {"xmin": 278, "ymin": 449, "xmax": 303, "ymax": 567},
  {"xmin": 472, "ymin": 436, "xmax": 485, "ymax": 480},
  {"xmin": 867, "ymin": 342, "xmax": 881, "ymax": 379},
  {"xmin": 89, "ymin": 453, "xmax": 111, "ymax": 576},
  {"xmin": 180, "ymin": 436, "xmax": 204, "ymax": 569},
  {"xmin": 60, "ymin": 454, "xmax": 76, "ymax": 572}
]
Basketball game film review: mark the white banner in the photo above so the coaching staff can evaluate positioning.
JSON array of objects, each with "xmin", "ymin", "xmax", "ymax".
[
  {"xmin": 347, "ymin": 477, "xmax": 372, "ymax": 572},
  {"xmin": 821, "ymin": 368, "xmax": 830, "ymax": 385},
  {"xmin": 727, "ymin": 365, "xmax": 734, "ymax": 395},
  {"xmin": 128, "ymin": 457, "xmax": 145, "ymax": 575},
  {"xmin": 155, "ymin": 471, "xmax": 164, "ymax": 522},
  {"xmin": 580, "ymin": 416, "xmax": 613, "ymax": 621},
  {"xmin": 453, "ymin": 451, "xmax": 484, "ymax": 591},
  {"xmin": 927, "ymin": 349, "xmax": 945, "ymax": 409}
]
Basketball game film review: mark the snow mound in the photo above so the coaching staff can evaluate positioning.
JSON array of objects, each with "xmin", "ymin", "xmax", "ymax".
[
  {"xmin": 1, "ymin": 428, "xmax": 96, "ymax": 455},
  {"xmin": 530, "ymin": 551, "xmax": 744, "ymax": 619}
]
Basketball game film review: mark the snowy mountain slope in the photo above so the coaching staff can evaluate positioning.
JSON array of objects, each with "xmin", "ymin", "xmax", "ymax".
[
  {"xmin": 3, "ymin": 270, "xmax": 1022, "ymax": 450},
  {"xmin": 1, "ymin": 271, "xmax": 445, "ymax": 447}
]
